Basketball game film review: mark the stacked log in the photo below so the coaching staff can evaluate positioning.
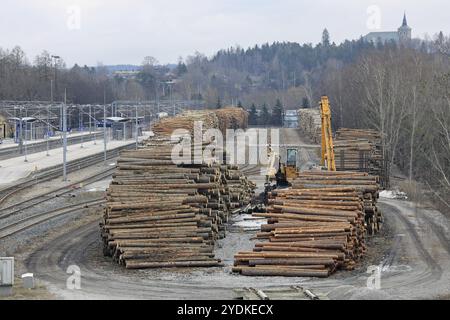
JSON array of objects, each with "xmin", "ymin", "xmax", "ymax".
[
  {"xmin": 336, "ymin": 128, "xmax": 382, "ymax": 143},
  {"xmin": 292, "ymin": 171, "xmax": 382, "ymax": 235},
  {"xmin": 233, "ymin": 170, "xmax": 381, "ymax": 277},
  {"xmin": 215, "ymin": 107, "xmax": 249, "ymax": 133},
  {"xmin": 102, "ymin": 137, "xmax": 255, "ymax": 269},
  {"xmin": 152, "ymin": 108, "xmax": 249, "ymax": 137},
  {"xmin": 233, "ymin": 188, "xmax": 366, "ymax": 277},
  {"xmin": 334, "ymin": 128, "xmax": 389, "ymax": 188},
  {"xmin": 298, "ymin": 108, "xmax": 321, "ymax": 143},
  {"xmin": 152, "ymin": 111, "xmax": 220, "ymax": 137}
]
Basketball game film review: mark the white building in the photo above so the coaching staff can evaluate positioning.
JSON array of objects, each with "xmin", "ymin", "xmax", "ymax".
[{"xmin": 364, "ymin": 14, "xmax": 412, "ymax": 44}]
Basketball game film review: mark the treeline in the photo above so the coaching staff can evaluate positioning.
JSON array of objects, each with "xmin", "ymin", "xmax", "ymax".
[
  {"xmin": 176, "ymin": 33, "xmax": 378, "ymax": 109},
  {"xmin": 320, "ymin": 47, "xmax": 450, "ymax": 210},
  {"xmin": 247, "ymin": 99, "xmax": 284, "ymax": 126},
  {"xmin": 2, "ymin": 30, "xmax": 448, "ymax": 109},
  {"xmin": 0, "ymin": 48, "xmax": 180, "ymax": 104},
  {"xmin": 176, "ymin": 30, "xmax": 449, "ymax": 110},
  {"xmin": 2, "ymin": 30, "xmax": 345, "ymax": 106}
]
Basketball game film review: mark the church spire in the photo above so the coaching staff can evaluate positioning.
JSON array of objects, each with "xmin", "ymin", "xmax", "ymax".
[{"xmin": 402, "ymin": 12, "xmax": 408, "ymax": 27}]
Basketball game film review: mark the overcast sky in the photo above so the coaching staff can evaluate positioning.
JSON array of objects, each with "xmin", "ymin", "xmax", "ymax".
[{"xmin": 1, "ymin": 0, "xmax": 448, "ymax": 66}]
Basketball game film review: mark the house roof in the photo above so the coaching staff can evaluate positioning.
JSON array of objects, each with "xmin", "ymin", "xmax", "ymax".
[{"xmin": 364, "ymin": 32, "xmax": 399, "ymax": 42}]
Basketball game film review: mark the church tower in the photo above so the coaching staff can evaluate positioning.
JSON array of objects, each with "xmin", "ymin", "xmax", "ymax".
[{"xmin": 398, "ymin": 13, "xmax": 412, "ymax": 42}]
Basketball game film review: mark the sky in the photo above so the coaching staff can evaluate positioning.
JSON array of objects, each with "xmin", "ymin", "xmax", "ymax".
[{"xmin": 0, "ymin": 0, "xmax": 448, "ymax": 66}]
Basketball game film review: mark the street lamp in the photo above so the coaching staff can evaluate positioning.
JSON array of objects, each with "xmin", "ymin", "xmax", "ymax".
[
  {"xmin": 63, "ymin": 89, "xmax": 68, "ymax": 181},
  {"xmin": 51, "ymin": 55, "xmax": 60, "ymax": 128}
]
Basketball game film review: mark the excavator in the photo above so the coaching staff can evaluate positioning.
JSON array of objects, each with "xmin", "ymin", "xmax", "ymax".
[
  {"xmin": 264, "ymin": 96, "xmax": 336, "ymax": 194},
  {"xmin": 320, "ymin": 96, "xmax": 336, "ymax": 171}
]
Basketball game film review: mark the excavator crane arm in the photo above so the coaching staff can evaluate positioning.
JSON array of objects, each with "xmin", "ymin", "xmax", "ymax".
[{"xmin": 320, "ymin": 96, "xmax": 336, "ymax": 171}]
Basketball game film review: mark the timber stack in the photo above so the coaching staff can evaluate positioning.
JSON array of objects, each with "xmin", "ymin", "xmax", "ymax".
[
  {"xmin": 215, "ymin": 107, "xmax": 249, "ymax": 133},
  {"xmin": 232, "ymin": 170, "xmax": 381, "ymax": 278},
  {"xmin": 152, "ymin": 110, "xmax": 220, "ymax": 136},
  {"xmin": 293, "ymin": 171, "xmax": 382, "ymax": 235},
  {"xmin": 334, "ymin": 128, "xmax": 389, "ymax": 188},
  {"xmin": 152, "ymin": 108, "xmax": 249, "ymax": 136},
  {"xmin": 102, "ymin": 109, "xmax": 254, "ymax": 269},
  {"xmin": 298, "ymin": 108, "xmax": 321, "ymax": 143}
]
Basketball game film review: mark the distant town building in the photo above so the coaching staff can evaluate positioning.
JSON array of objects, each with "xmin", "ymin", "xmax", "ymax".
[
  {"xmin": 364, "ymin": 14, "xmax": 412, "ymax": 44},
  {"xmin": 113, "ymin": 70, "xmax": 140, "ymax": 79},
  {"xmin": 284, "ymin": 110, "xmax": 299, "ymax": 128}
]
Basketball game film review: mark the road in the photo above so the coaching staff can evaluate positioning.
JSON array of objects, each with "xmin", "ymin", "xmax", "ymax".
[
  {"xmin": 277, "ymin": 127, "xmax": 320, "ymax": 171},
  {"xmin": 8, "ymin": 128, "xmax": 450, "ymax": 299}
]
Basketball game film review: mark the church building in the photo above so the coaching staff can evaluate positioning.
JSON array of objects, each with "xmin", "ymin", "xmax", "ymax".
[{"xmin": 364, "ymin": 14, "xmax": 412, "ymax": 44}]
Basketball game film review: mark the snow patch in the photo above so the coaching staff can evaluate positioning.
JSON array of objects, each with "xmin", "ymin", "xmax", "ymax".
[
  {"xmin": 232, "ymin": 214, "xmax": 266, "ymax": 230},
  {"xmin": 380, "ymin": 190, "xmax": 408, "ymax": 200},
  {"xmin": 87, "ymin": 187, "xmax": 106, "ymax": 192}
]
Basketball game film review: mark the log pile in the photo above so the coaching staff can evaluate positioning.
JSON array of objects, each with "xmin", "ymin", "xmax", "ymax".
[
  {"xmin": 233, "ymin": 188, "xmax": 367, "ymax": 277},
  {"xmin": 152, "ymin": 108, "xmax": 248, "ymax": 137},
  {"xmin": 152, "ymin": 110, "xmax": 220, "ymax": 137},
  {"xmin": 298, "ymin": 108, "xmax": 321, "ymax": 143},
  {"xmin": 334, "ymin": 128, "xmax": 389, "ymax": 188},
  {"xmin": 102, "ymin": 138, "xmax": 255, "ymax": 269},
  {"xmin": 233, "ymin": 170, "xmax": 381, "ymax": 278},
  {"xmin": 215, "ymin": 107, "xmax": 249, "ymax": 133},
  {"xmin": 292, "ymin": 171, "xmax": 382, "ymax": 235}
]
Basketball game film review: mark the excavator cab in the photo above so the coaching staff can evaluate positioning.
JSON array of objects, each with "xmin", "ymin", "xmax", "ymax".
[
  {"xmin": 286, "ymin": 148, "xmax": 298, "ymax": 167},
  {"xmin": 276, "ymin": 148, "xmax": 299, "ymax": 187}
]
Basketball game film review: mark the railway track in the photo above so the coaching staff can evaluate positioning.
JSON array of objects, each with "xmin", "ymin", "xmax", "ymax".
[
  {"xmin": 0, "ymin": 167, "xmax": 114, "ymax": 220},
  {"xmin": 0, "ymin": 142, "xmax": 135, "ymax": 206},
  {"xmin": 0, "ymin": 132, "xmax": 104, "ymax": 161},
  {"xmin": 0, "ymin": 199, "xmax": 105, "ymax": 239}
]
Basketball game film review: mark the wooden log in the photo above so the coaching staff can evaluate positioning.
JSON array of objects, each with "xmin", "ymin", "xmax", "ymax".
[{"xmin": 125, "ymin": 260, "xmax": 222, "ymax": 269}]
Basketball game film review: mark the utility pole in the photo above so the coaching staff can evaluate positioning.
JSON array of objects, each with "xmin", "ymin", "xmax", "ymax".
[
  {"xmin": 90, "ymin": 105, "xmax": 97, "ymax": 146},
  {"xmin": 135, "ymin": 105, "xmax": 139, "ymax": 150},
  {"xmin": 103, "ymin": 89, "xmax": 107, "ymax": 165},
  {"xmin": 51, "ymin": 55, "xmax": 62, "ymax": 137},
  {"xmin": 24, "ymin": 122, "xmax": 28, "ymax": 162},
  {"xmin": 20, "ymin": 107, "xmax": 27, "ymax": 163},
  {"xmin": 46, "ymin": 105, "xmax": 50, "ymax": 156},
  {"xmin": 79, "ymin": 106, "xmax": 84, "ymax": 148},
  {"xmin": 51, "ymin": 56, "xmax": 60, "ymax": 98},
  {"xmin": 63, "ymin": 89, "xmax": 68, "ymax": 181},
  {"xmin": 47, "ymin": 79, "xmax": 53, "ymax": 157}
]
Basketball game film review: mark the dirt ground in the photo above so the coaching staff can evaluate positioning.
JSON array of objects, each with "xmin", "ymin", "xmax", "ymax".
[{"xmin": 2, "ymin": 129, "xmax": 450, "ymax": 300}]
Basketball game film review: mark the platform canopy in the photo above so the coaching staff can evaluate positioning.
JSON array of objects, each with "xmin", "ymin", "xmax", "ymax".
[
  {"xmin": 8, "ymin": 117, "xmax": 38, "ymax": 123},
  {"xmin": 106, "ymin": 117, "xmax": 130, "ymax": 123}
]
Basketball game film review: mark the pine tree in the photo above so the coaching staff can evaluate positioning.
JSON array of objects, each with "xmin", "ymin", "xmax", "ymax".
[
  {"xmin": 322, "ymin": 29, "xmax": 331, "ymax": 47},
  {"xmin": 260, "ymin": 104, "xmax": 270, "ymax": 126},
  {"xmin": 237, "ymin": 100, "xmax": 243, "ymax": 109},
  {"xmin": 216, "ymin": 97, "xmax": 222, "ymax": 109},
  {"xmin": 302, "ymin": 97, "xmax": 310, "ymax": 108},
  {"xmin": 248, "ymin": 103, "xmax": 258, "ymax": 125},
  {"xmin": 176, "ymin": 58, "xmax": 188, "ymax": 76},
  {"xmin": 272, "ymin": 99, "xmax": 284, "ymax": 126}
]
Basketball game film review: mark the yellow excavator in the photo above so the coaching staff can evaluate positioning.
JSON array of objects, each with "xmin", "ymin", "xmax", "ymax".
[
  {"xmin": 265, "ymin": 96, "xmax": 336, "ymax": 191},
  {"xmin": 320, "ymin": 96, "xmax": 336, "ymax": 171}
]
